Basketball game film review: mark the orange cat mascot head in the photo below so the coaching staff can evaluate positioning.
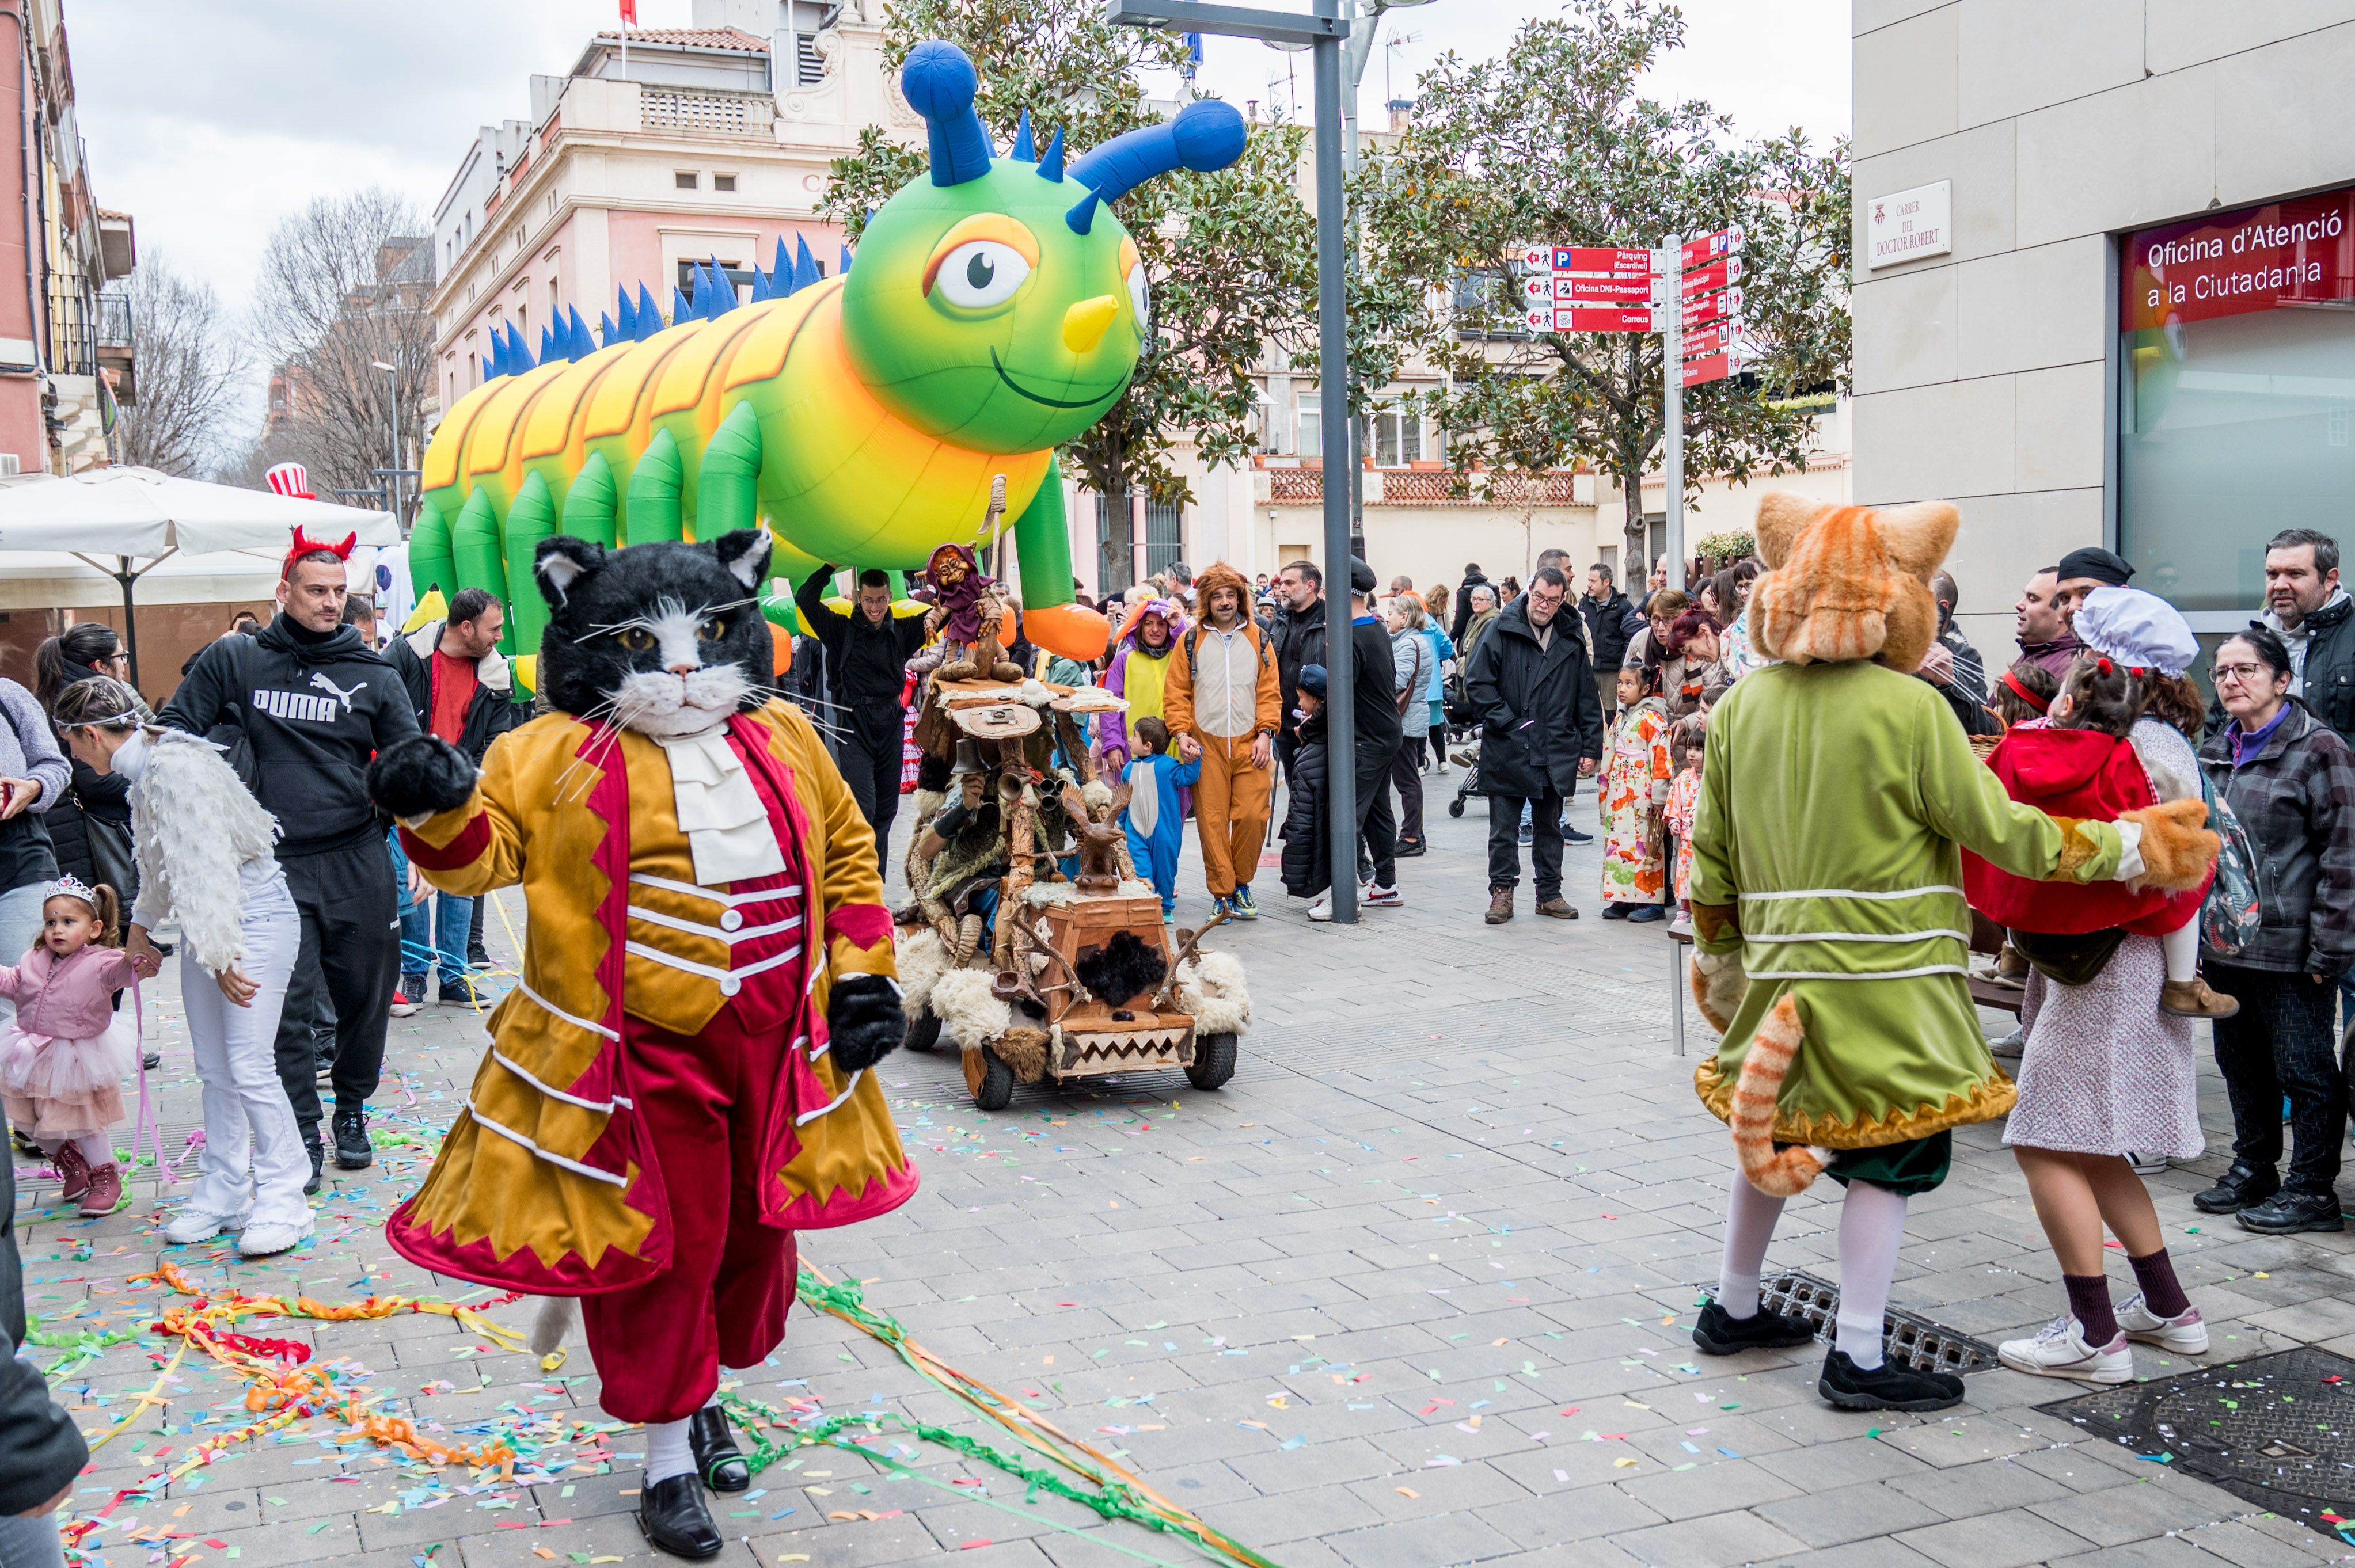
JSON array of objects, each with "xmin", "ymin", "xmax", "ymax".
[{"xmin": 1744, "ymin": 493, "xmax": 1959, "ymax": 675}]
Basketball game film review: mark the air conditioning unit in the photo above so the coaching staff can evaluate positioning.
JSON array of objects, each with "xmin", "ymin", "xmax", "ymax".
[{"xmin": 0, "ymin": 454, "xmax": 22, "ymax": 477}]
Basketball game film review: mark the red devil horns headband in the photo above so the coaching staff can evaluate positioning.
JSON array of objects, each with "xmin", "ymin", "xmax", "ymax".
[{"xmin": 282, "ymin": 526, "xmax": 356, "ymax": 581}]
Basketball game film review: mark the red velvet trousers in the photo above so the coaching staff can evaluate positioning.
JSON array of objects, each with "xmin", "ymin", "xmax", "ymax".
[{"xmin": 580, "ymin": 1004, "xmax": 798, "ymax": 1424}]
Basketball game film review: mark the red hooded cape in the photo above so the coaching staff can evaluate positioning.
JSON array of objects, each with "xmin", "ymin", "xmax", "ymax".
[{"xmin": 1961, "ymin": 726, "xmax": 2206, "ymax": 937}]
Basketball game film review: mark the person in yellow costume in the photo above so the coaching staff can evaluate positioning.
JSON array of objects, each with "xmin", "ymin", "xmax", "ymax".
[{"xmin": 367, "ymin": 526, "xmax": 916, "ymax": 1560}]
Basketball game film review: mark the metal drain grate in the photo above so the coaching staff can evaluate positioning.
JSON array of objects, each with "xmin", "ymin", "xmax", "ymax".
[
  {"xmin": 2040, "ymin": 1347, "xmax": 2355, "ymax": 1544},
  {"xmin": 1752, "ymin": 1269, "xmax": 2000, "ymax": 1376}
]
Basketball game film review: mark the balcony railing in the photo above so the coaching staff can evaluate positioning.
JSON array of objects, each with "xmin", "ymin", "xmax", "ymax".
[
  {"xmin": 1264, "ymin": 466, "xmax": 1582, "ymax": 507},
  {"xmin": 47, "ymin": 280, "xmax": 94, "ymax": 376},
  {"xmin": 96, "ymin": 291, "xmax": 130, "ymax": 349},
  {"xmin": 642, "ymin": 89, "xmax": 776, "ymax": 139}
]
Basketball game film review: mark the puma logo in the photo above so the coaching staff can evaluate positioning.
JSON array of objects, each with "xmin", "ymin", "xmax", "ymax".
[{"xmin": 310, "ymin": 672, "xmax": 364, "ymax": 712}]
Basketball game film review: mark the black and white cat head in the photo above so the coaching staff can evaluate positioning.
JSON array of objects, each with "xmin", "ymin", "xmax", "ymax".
[{"xmin": 534, "ymin": 528, "xmax": 775, "ymax": 739}]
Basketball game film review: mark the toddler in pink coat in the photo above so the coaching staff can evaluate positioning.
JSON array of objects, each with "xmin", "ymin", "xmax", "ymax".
[{"xmin": 0, "ymin": 875, "xmax": 155, "ymax": 1216}]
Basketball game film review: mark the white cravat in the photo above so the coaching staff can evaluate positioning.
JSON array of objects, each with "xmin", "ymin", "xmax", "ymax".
[{"xmin": 656, "ymin": 727, "xmax": 787, "ymax": 886}]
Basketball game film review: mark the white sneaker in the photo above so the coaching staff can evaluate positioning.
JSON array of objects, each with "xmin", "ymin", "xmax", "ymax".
[
  {"xmin": 2126, "ymin": 1150, "xmax": 2168, "ymax": 1175},
  {"xmin": 1997, "ymin": 1316, "xmax": 2133, "ymax": 1383},
  {"xmin": 162, "ymin": 1207, "xmax": 249, "ymax": 1246},
  {"xmin": 1363, "ymin": 882, "xmax": 1403, "ymax": 908},
  {"xmin": 1988, "ymin": 1026, "xmax": 2026, "ymax": 1061},
  {"xmin": 2115, "ymin": 1293, "xmax": 2208, "ymax": 1354},
  {"xmin": 235, "ymin": 1219, "xmax": 315, "ymax": 1258},
  {"xmin": 1308, "ymin": 893, "xmax": 1332, "ymax": 922}
]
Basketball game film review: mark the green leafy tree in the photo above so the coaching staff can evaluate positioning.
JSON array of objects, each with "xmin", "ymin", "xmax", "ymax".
[
  {"xmin": 821, "ymin": 0, "xmax": 1327, "ymax": 583},
  {"xmin": 1359, "ymin": 0, "xmax": 1851, "ymax": 572}
]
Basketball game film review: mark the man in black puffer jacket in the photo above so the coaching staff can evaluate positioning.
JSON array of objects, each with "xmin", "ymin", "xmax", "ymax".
[
  {"xmin": 1465, "ymin": 566, "xmax": 1604, "ymax": 924},
  {"xmin": 161, "ymin": 536, "xmax": 419, "ymax": 1193}
]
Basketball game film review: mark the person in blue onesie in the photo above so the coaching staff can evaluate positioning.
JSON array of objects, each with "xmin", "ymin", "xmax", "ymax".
[{"xmin": 1121, "ymin": 716, "xmax": 1202, "ymax": 922}]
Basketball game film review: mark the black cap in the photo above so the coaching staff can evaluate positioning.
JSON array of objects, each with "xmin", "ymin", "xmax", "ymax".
[
  {"xmin": 1349, "ymin": 557, "xmax": 1377, "ymax": 594},
  {"xmin": 2056, "ymin": 546, "xmax": 2134, "ymax": 587},
  {"xmin": 1298, "ymin": 663, "xmax": 1328, "ymax": 698}
]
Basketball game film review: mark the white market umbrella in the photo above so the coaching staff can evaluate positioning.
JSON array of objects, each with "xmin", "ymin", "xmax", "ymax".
[{"xmin": 0, "ymin": 467, "xmax": 400, "ymax": 685}]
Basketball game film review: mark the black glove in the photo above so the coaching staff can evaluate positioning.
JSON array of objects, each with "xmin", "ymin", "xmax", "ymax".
[
  {"xmin": 367, "ymin": 734, "xmax": 477, "ymax": 820},
  {"xmin": 826, "ymin": 973, "xmax": 905, "ymax": 1074}
]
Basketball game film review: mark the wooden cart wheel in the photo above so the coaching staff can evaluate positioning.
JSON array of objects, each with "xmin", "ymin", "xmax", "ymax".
[
  {"xmin": 964, "ymin": 1045, "xmax": 1015, "ymax": 1110},
  {"xmin": 903, "ymin": 1013, "xmax": 942, "ymax": 1053},
  {"xmin": 1186, "ymin": 1032, "xmax": 1238, "ymax": 1091}
]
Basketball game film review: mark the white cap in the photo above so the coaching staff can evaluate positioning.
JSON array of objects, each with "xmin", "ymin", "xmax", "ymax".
[{"xmin": 2073, "ymin": 585, "xmax": 2198, "ymax": 678}]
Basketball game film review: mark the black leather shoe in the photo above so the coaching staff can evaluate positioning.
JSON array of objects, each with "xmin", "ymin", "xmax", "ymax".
[
  {"xmin": 636, "ymin": 1473, "xmax": 722, "ymax": 1560},
  {"xmin": 1693, "ymin": 1299, "xmax": 1816, "ymax": 1356},
  {"xmin": 688, "ymin": 1406, "xmax": 750, "ymax": 1492},
  {"xmin": 2193, "ymin": 1160, "xmax": 2278, "ymax": 1215},
  {"xmin": 1817, "ymin": 1348, "xmax": 1963, "ymax": 1412},
  {"xmin": 332, "ymin": 1104, "xmax": 373, "ymax": 1170},
  {"xmin": 2236, "ymin": 1187, "xmax": 2344, "ymax": 1234},
  {"xmin": 303, "ymin": 1140, "xmax": 324, "ymax": 1196}
]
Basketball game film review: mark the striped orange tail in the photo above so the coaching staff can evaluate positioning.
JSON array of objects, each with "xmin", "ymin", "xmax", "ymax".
[{"xmin": 1731, "ymin": 994, "xmax": 1826, "ymax": 1196}]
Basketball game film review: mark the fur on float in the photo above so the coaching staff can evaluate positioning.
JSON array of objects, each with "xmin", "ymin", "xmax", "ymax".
[
  {"xmin": 1176, "ymin": 949, "xmax": 1251, "ymax": 1037},
  {"xmin": 932, "ymin": 966, "xmax": 1012, "ymax": 1051},
  {"xmin": 893, "ymin": 925, "xmax": 951, "ymax": 1016}
]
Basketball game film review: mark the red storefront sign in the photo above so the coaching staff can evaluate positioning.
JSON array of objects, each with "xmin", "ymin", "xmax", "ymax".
[{"xmin": 2122, "ymin": 185, "xmax": 2355, "ymax": 332}]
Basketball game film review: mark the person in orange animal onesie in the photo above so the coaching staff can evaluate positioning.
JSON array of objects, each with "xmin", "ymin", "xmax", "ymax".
[{"xmin": 1163, "ymin": 563, "xmax": 1281, "ymax": 922}]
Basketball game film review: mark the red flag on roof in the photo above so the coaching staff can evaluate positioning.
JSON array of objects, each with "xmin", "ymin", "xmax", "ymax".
[{"xmin": 618, "ymin": 0, "xmax": 637, "ymax": 23}]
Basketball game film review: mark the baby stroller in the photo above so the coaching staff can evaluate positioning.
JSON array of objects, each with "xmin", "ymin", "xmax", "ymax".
[{"xmin": 1442, "ymin": 681, "xmax": 1484, "ymax": 818}]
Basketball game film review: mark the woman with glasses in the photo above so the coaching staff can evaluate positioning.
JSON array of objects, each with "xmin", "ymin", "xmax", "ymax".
[
  {"xmin": 2196, "ymin": 626, "xmax": 2355, "ymax": 1234},
  {"xmin": 34, "ymin": 624, "xmax": 139, "ymax": 896}
]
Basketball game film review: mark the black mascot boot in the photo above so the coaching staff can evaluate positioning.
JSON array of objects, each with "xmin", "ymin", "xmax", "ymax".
[
  {"xmin": 636, "ymin": 1474, "xmax": 723, "ymax": 1561},
  {"xmin": 689, "ymin": 1405, "xmax": 750, "ymax": 1492}
]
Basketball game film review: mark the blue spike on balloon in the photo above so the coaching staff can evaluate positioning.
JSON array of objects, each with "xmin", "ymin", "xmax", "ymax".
[
  {"xmin": 840, "ymin": 244, "xmax": 853, "ymax": 275},
  {"xmin": 749, "ymin": 263, "xmax": 773, "ymax": 303},
  {"xmin": 534, "ymin": 324, "xmax": 552, "ymax": 364},
  {"xmin": 707, "ymin": 254, "xmax": 736, "ymax": 317},
  {"xmin": 485, "ymin": 331, "xmax": 504, "ymax": 379},
  {"xmin": 1065, "ymin": 188, "xmax": 1100, "ymax": 235},
  {"xmin": 1038, "ymin": 126, "xmax": 1065, "ymax": 182},
  {"xmin": 507, "ymin": 322, "xmax": 535, "ymax": 373},
  {"xmin": 615, "ymin": 287, "xmax": 637, "ymax": 341},
  {"xmin": 669, "ymin": 286, "xmax": 692, "ymax": 326},
  {"xmin": 570, "ymin": 306, "xmax": 596, "ymax": 360},
  {"xmin": 599, "ymin": 310, "xmax": 618, "ymax": 344},
  {"xmin": 792, "ymin": 235, "xmax": 818, "ymax": 295},
  {"xmin": 772, "ymin": 235, "xmax": 792, "ymax": 284},
  {"xmin": 1012, "ymin": 108, "xmax": 1035, "ymax": 162},
  {"xmin": 636, "ymin": 283, "xmax": 661, "ymax": 339}
]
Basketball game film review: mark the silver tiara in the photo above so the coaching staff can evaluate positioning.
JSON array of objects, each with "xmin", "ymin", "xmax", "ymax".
[{"xmin": 45, "ymin": 874, "xmax": 98, "ymax": 907}]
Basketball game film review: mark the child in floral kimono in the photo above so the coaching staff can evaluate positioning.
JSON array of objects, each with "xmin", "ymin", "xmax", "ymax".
[
  {"xmin": 1663, "ymin": 713, "xmax": 1708, "ymax": 937},
  {"xmin": 1600, "ymin": 657, "xmax": 1673, "ymax": 920}
]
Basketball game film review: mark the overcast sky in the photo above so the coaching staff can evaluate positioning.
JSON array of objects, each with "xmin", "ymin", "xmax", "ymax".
[{"xmin": 67, "ymin": 0, "xmax": 1846, "ymax": 352}]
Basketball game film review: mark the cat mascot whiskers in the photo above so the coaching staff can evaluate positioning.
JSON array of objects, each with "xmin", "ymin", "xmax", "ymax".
[
  {"xmin": 1681, "ymin": 493, "xmax": 2214, "ymax": 1414},
  {"xmin": 367, "ymin": 526, "xmax": 914, "ymax": 1558}
]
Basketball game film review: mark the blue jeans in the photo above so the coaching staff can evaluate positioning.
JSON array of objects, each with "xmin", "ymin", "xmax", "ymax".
[{"xmin": 388, "ymin": 829, "xmax": 473, "ymax": 989}]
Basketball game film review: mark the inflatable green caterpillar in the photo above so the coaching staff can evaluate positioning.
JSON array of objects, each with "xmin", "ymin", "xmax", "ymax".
[{"xmin": 409, "ymin": 39, "xmax": 1245, "ymax": 665}]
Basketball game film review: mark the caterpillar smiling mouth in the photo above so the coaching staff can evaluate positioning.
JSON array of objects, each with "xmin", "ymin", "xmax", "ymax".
[{"xmin": 991, "ymin": 348, "xmax": 1119, "ymax": 409}]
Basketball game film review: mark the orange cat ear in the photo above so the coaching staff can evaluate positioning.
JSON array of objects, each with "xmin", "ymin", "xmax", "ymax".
[
  {"xmin": 1754, "ymin": 493, "xmax": 1827, "ymax": 569},
  {"xmin": 1875, "ymin": 500, "xmax": 1960, "ymax": 580}
]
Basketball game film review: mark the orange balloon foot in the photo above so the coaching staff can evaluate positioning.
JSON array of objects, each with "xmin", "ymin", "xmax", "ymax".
[{"xmin": 1024, "ymin": 601, "xmax": 1110, "ymax": 662}]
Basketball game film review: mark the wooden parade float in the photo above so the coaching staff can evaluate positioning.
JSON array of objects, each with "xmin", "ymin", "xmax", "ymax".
[{"xmin": 892, "ymin": 673, "xmax": 1250, "ymax": 1111}]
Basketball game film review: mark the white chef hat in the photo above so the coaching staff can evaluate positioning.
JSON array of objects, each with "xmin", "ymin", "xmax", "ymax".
[{"xmin": 2073, "ymin": 585, "xmax": 2198, "ymax": 678}]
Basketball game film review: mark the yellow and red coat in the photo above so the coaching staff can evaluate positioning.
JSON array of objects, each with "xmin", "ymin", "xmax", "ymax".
[{"xmin": 386, "ymin": 699, "xmax": 916, "ymax": 1295}]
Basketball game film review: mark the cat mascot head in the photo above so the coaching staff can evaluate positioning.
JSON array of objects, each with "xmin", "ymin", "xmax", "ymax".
[
  {"xmin": 532, "ymin": 528, "xmax": 778, "ymax": 737},
  {"xmin": 1745, "ymin": 493, "xmax": 1959, "ymax": 675}
]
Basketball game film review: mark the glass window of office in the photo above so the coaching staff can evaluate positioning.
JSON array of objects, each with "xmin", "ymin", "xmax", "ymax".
[{"xmin": 2120, "ymin": 185, "xmax": 2355, "ymax": 616}]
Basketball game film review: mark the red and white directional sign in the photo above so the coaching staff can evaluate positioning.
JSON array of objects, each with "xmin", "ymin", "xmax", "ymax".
[
  {"xmin": 1682, "ymin": 287, "xmax": 1742, "ymax": 329},
  {"xmin": 1681, "ymin": 353, "xmax": 1739, "ymax": 388},
  {"xmin": 1680, "ymin": 321, "xmax": 1739, "ymax": 359},
  {"xmin": 1522, "ymin": 272, "xmax": 1652, "ymax": 303},
  {"xmin": 1524, "ymin": 304, "xmax": 1657, "ymax": 333},
  {"xmin": 1556, "ymin": 245, "xmax": 1655, "ymax": 276},
  {"xmin": 1680, "ymin": 227, "xmax": 1744, "ymax": 268},
  {"xmin": 1680, "ymin": 256, "xmax": 1744, "ymax": 297}
]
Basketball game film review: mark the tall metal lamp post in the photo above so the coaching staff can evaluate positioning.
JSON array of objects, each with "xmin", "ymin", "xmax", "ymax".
[{"xmin": 1105, "ymin": 0, "xmax": 1366, "ymax": 922}]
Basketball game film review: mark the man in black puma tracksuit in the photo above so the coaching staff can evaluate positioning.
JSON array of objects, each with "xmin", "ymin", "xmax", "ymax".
[{"xmin": 161, "ymin": 544, "xmax": 417, "ymax": 1192}]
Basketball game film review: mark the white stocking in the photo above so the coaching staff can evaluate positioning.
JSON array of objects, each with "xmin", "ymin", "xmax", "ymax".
[
  {"xmin": 1834, "ymin": 1181, "xmax": 1908, "ymax": 1371},
  {"xmin": 644, "ymin": 1417, "xmax": 694, "ymax": 1484},
  {"xmin": 76, "ymin": 1131, "xmax": 113, "ymax": 1169},
  {"xmin": 1717, "ymin": 1170, "xmax": 1786, "ymax": 1320},
  {"xmin": 2160, "ymin": 916, "xmax": 2198, "ymax": 985}
]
